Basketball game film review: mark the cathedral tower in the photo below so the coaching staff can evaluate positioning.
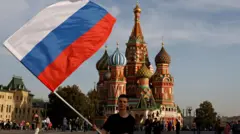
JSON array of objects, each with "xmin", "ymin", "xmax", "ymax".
[
  {"xmin": 125, "ymin": 3, "xmax": 151, "ymax": 98},
  {"xmin": 106, "ymin": 43, "xmax": 127, "ymax": 114},
  {"xmin": 96, "ymin": 46, "xmax": 109, "ymax": 103},
  {"xmin": 152, "ymin": 41, "xmax": 174, "ymax": 106},
  {"xmin": 135, "ymin": 54, "xmax": 156, "ymax": 109}
]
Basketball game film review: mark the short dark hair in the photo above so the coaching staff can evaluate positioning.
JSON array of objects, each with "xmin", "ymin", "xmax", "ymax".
[{"xmin": 118, "ymin": 94, "xmax": 129, "ymax": 100}]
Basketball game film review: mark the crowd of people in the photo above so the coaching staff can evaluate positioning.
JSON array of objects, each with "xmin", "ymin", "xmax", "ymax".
[
  {"xmin": 1, "ymin": 93, "xmax": 240, "ymax": 134},
  {"xmin": 0, "ymin": 114, "xmax": 52, "ymax": 134},
  {"xmin": 140, "ymin": 117, "xmax": 181, "ymax": 134},
  {"xmin": 60, "ymin": 117, "xmax": 88, "ymax": 132},
  {"xmin": 181, "ymin": 119, "xmax": 240, "ymax": 134}
]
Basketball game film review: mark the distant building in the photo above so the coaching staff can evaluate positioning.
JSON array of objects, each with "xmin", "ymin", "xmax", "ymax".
[{"xmin": 0, "ymin": 76, "xmax": 45, "ymax": 123}]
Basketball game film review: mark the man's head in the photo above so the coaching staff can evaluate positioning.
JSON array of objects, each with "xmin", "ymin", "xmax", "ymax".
[{"xmin": 117, "ymin": 94, "xmax": 129, "ymax": 111}]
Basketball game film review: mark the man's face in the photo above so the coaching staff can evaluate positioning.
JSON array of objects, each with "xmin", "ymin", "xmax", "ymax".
[{"xmin": 117, "ymin": 97, "xmax": 128, "ymax": 110}]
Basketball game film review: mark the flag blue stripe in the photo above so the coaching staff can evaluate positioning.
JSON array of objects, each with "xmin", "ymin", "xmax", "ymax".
[{"xmin": 21, "ymin": 1, "xmax": 108, "ymax": 76}]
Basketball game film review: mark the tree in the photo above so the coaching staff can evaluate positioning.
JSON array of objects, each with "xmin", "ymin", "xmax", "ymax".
[
  {"xmin": 47, "ymin": 85, "xmax": 90, "ymax": 127},
  {"xmin": 177, "ymin": 105, "xmax": 181, "ymax": 113},
  {"xmin": 195, "ymin": 101, "xmax": 217, "ymax": 128},
  {"xmin": 87, "ymin": 89, "xmax": 99, "ymax": 117},
  {"xmin": 177, "ymin": 105, "xmax": 183, "ymax": 116},
  {"xmin": 32, "ymin": 98, "xmax": 44, "ymax": 103}
]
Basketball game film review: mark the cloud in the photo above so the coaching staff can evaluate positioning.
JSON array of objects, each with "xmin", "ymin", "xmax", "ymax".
[
  {"xmin": 152, "ymin": 0, "xmax": 240, "ymax": 11},
  {"xmin": 104, "ymin": 0, "xmax": 240, "ymax": 49},
  {"xmin": 0, "ymin": 0, "xmax": 29, "ymax": 17},
  {"xmin": 108, "ymin": 6, "xmax": 121, "ymax": 17}
]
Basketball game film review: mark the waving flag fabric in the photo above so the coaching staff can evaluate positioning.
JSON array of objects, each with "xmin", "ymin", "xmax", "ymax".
[{"xmin": 4, "ymin": 0, "xmax": 116, "ymax": 91}]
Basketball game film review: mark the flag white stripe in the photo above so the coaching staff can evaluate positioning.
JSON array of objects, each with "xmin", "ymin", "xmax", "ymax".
[{"xmin": 3, "ymin": 0, "xmax": 89, "ymax": 60}]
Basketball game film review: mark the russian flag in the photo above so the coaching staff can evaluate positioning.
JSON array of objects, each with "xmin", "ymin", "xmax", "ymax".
[{"xmin": 3, "ymin": 0, "xmax": 116, "ymax": 92}]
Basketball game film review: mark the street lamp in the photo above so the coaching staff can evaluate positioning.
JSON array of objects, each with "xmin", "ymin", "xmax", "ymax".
[
  {"xmin": 186, "ymin": 107, "xmax": 192, "ymax": 126},
  {"xmin": 187, "ymin": 106, "xmax": 192, "ymax": 117}
]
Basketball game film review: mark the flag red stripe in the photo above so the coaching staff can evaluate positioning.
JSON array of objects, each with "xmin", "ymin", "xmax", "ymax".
[{"xmin": 38, "ymin": 13, "xmax": 116, "ymax": 91}]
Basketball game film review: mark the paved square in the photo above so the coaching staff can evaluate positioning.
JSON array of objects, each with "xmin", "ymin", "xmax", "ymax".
[{"xmin": 0, "ymin": 130, "xmax": 216, "ymax": 134}]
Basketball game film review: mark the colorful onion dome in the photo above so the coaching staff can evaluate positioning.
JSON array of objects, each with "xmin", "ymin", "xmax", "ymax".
[
  {"xmin": 136, "ymin": 64, "xmax": 153, "ymax": 79},
  {"xmin": 108, "ymin": 43, "xmax": 127, "ymax": 66},
  {"xmin": 96, "ymin": 46, "xmax": 109, "ymax": 70},
  {"xmin": 104, "ymin": 68, "xmax": 111, "ymax": 81},
  {"xmin": 155, "ymin": 42, "xmax": 171, "ymax": 65}
]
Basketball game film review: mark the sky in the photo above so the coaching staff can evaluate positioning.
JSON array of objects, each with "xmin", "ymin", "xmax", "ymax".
[{"xmin": 0, "ymin": 0, "xmax": 240, "ymax": 116}]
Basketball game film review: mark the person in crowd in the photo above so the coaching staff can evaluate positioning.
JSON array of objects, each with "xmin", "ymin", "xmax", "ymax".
[
  {"xmin": 224, "ymin": 122, "xmax": 231, "ymax": 134},
  {"xmin": 232, "ymin": 120, "xmax": 240, "ymax": 134},
  {"xmin": 153, "ymin": 118, "xmax": 161, "ymax": 134},
  {"xmin": 145, "ymin": 115, "xmax": 152, "ymax": 134},
  {"xmin": 34, "ymin": 114, "xmax": 41, "ymax": 134},
  {"xmin": 192, "ymin": 121, "xmax": 196, "ymax": 134},
  {"xmin": 62, "ymin": 117, "xmax": 67, "ymax": 132},
  {"xmin": 175, "ymin": 119, "xmax": 180, "ymax": 134}
]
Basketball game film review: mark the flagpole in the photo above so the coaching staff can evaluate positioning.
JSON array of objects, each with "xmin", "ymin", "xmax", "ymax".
[{"xmin": 53, "ymin": 91, "xmax": 102, "ymax": 134}]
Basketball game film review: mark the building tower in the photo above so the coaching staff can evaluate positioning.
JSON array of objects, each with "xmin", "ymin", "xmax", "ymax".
[
  {"xmin": 135, "ymin": 53, "xmax": 156, "ymax": 108},
  {"xmin": 125, "ymin": 2, "xmax": 151, "ymax": 98},
  {"xmin": 152, "ymin": 41, "xmax": 174, "ymax": 106},
  {"xmin": 106, "ymin": 43, "xmax": 127, "ymax": 114},
  {"xmin": 96, "ymin": 46, "xmax": 109, "ymax": 104},
  {"xmin": 130, "ymin": 54, "xmax": 158, "ymax": 124}
]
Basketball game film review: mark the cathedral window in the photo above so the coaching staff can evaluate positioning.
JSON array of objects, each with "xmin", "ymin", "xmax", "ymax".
[
  {"xmin": 1, "ymin": 105, "xmax": 3, "ymax": 112},
  {"xmin": 6, "ymin": 105, "xmax": 8, "ymax": 112}
]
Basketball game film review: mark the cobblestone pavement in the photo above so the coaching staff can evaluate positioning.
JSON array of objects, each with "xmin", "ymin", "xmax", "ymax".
[{"xmin": 0, "ymin": 130, "xmax": 218, "ymax": 134}]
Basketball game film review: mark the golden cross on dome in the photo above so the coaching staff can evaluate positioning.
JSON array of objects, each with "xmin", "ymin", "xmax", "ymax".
[
  {"xmin": 93, "ymin": 82, "xmax": 96, "ymax": 90},
  {"xmin": 136, "ymin": 0, "xmax": 139, "ymax": 5},
  {"xmin": 161, "ymin": 36, "xmax": 164, "ymax": 47},
  {"xmin": 116, "ymin": 42, "xmax": 119, "ymax": 48}
]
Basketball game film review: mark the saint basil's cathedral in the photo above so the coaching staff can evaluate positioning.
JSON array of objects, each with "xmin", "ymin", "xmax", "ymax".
[{"xmin": 95, "ymin": 3, "xmax": 183, "ymax": 125}]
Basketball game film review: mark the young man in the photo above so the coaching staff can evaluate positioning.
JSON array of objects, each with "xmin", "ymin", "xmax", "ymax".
[
  {"xmin": 175, "ymin": 119, "xmax": 180, "ymax": 134},
  {"xmin": 93, "ymin": 94, "xmax": 135, "ymax": 134}
]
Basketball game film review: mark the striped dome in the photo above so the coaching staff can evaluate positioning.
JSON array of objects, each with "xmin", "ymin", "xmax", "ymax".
[
  {"xmin": 96, "ymin": 50, "xmax": 109, "ymax": 70},
  {"xmin": 109, "ymin": 48, "xmax": 127, "ymax": 66}
]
